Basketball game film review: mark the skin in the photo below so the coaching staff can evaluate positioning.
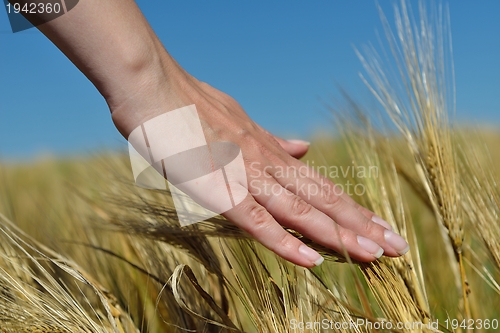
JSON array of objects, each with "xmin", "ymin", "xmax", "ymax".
[{"xmin": 19, "ymin": 0, "xmax": 409, "ymax": 267}]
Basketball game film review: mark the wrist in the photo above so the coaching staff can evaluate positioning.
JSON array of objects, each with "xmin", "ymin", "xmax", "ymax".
[
  {"xmin": 103, "ymin": 39, "xmax": 175, "ymax": 109},
  {"xmin": 108, "ymin": 46, "xmax": 203, "ymax": 138}
]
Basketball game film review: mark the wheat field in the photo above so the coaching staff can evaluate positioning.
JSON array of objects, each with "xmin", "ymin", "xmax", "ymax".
[{"xmin": 2, "ymin": 1, "xmax": 500, "ymax": 332}]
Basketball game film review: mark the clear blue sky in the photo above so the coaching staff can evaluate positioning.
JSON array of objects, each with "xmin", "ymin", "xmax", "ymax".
[{"xmin": 1, "ymin": 1, "xmax": 499, "ymax": 159}]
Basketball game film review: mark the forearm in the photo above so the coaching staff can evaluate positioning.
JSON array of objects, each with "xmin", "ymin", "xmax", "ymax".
[{"xmin": 28, "ymin": 0, "xmax": 184, "ymax": 113}]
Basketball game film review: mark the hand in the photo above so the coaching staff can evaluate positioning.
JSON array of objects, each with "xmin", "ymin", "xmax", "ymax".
[
  {"xmin": 32, "ymin": 0, "xmax": 409, "ymax": 268},
  {"xmin": 111, "ymin": 63, "xmax": 410, "ymax": 268}
]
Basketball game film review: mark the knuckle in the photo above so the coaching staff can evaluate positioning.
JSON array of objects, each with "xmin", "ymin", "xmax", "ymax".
[
  {"xmin": 361, "ymin": 218, "xmax": 378, "ymax": 235},
  {"xmin": 246, "ymin": 204, "xmax": 272, "ymax": 230},
  {"xmin": 231, "ymin": 127, "xmax": 253, "ymax": 144},
  {"xmin": 321, "ymin": 186, "xmax": 342, "ymax": 208},
  {"xmin": 337, "ymin": 229, "xmax": 351, "ymax": 246},
  {"xmin": 275, "ymin": 233, "xmax": 295, "ymax": 252},
  {"xmin": 289, "ymin": 196, "xmax": 313, "ymax": 217}
]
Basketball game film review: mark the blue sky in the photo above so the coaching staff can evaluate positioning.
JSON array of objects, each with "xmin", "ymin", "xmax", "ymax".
[{"xmin": 1, "ymin": 1, "xmax": 499, "ymax": 159}]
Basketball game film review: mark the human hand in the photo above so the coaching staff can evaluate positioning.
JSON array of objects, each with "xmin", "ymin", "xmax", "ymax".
[
  {"xmin": 31, "ymin": 0, "xmax": 409, "ymax": 268},
  {"xmin": 110, "ymin": 63, "xmax": 410, "ymax": 268}
]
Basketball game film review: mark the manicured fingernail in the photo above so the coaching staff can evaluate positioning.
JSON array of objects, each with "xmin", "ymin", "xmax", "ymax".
[
  {"xmin": 357, "ymin": 236, "xmax": 384, "ymax": 258},
  {"xmin": 372, "ymin": 215, "xmax": 393, "ymax": 230},
  {"xmin": 287, "ymin": 139, "xmax": 311, "ymax": 146},
  {"xmin": 384, "ymin": 230, "xmax": 410, "ymax": 255},
  {"xmin": 299, "ymin": 244, "xmax": 324, "ymax": 266}
]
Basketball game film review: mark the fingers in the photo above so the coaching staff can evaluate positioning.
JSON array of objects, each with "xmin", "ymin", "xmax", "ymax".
[
  {"xmin": 217, "ymin": 122, "xmax": 408, "ymax": 265},
  {"xmin": 250, "ymin": 178, "xmax": 385, "ymax": 261},
  {"xmin": 266, "ymin": 160, "xmax": 409, "ymax": 257},
  {"xmin": 223, "ymin": 193, "xmax": 324, "ymax": 268},
  {"xmin": 290, "ymin": 157, "xmax": 394, "ymax": 230}
]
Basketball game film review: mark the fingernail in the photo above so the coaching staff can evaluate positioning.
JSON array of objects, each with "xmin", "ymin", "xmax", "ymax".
[
  {"xmin": 299, "ymin": 244, "xmax": 324, "ymax": 266},
  {"xmin": 384, "ymin": 230, "xmax": 410, "ymax": 255},
  {"xmin": 287, "ymin": 139, "xmax": 311, "ymax": 146},
  {"xmin": 371, "ymin": 215, "xmax": 393, "ymax": 230},
  {"xmin": 357, "ymin": 236, "xmax": 384, "ymax": 258}
]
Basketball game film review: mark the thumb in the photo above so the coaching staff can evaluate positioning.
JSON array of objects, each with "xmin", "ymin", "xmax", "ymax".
[{"xmin": 274, "ymin": 137, "xmax": 310, "ymax": 159}]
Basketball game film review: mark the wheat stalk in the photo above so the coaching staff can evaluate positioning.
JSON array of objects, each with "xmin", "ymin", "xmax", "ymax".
[{"xmin": 356, "ymin": 0, "xmax": 470, "ymax": 321}]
